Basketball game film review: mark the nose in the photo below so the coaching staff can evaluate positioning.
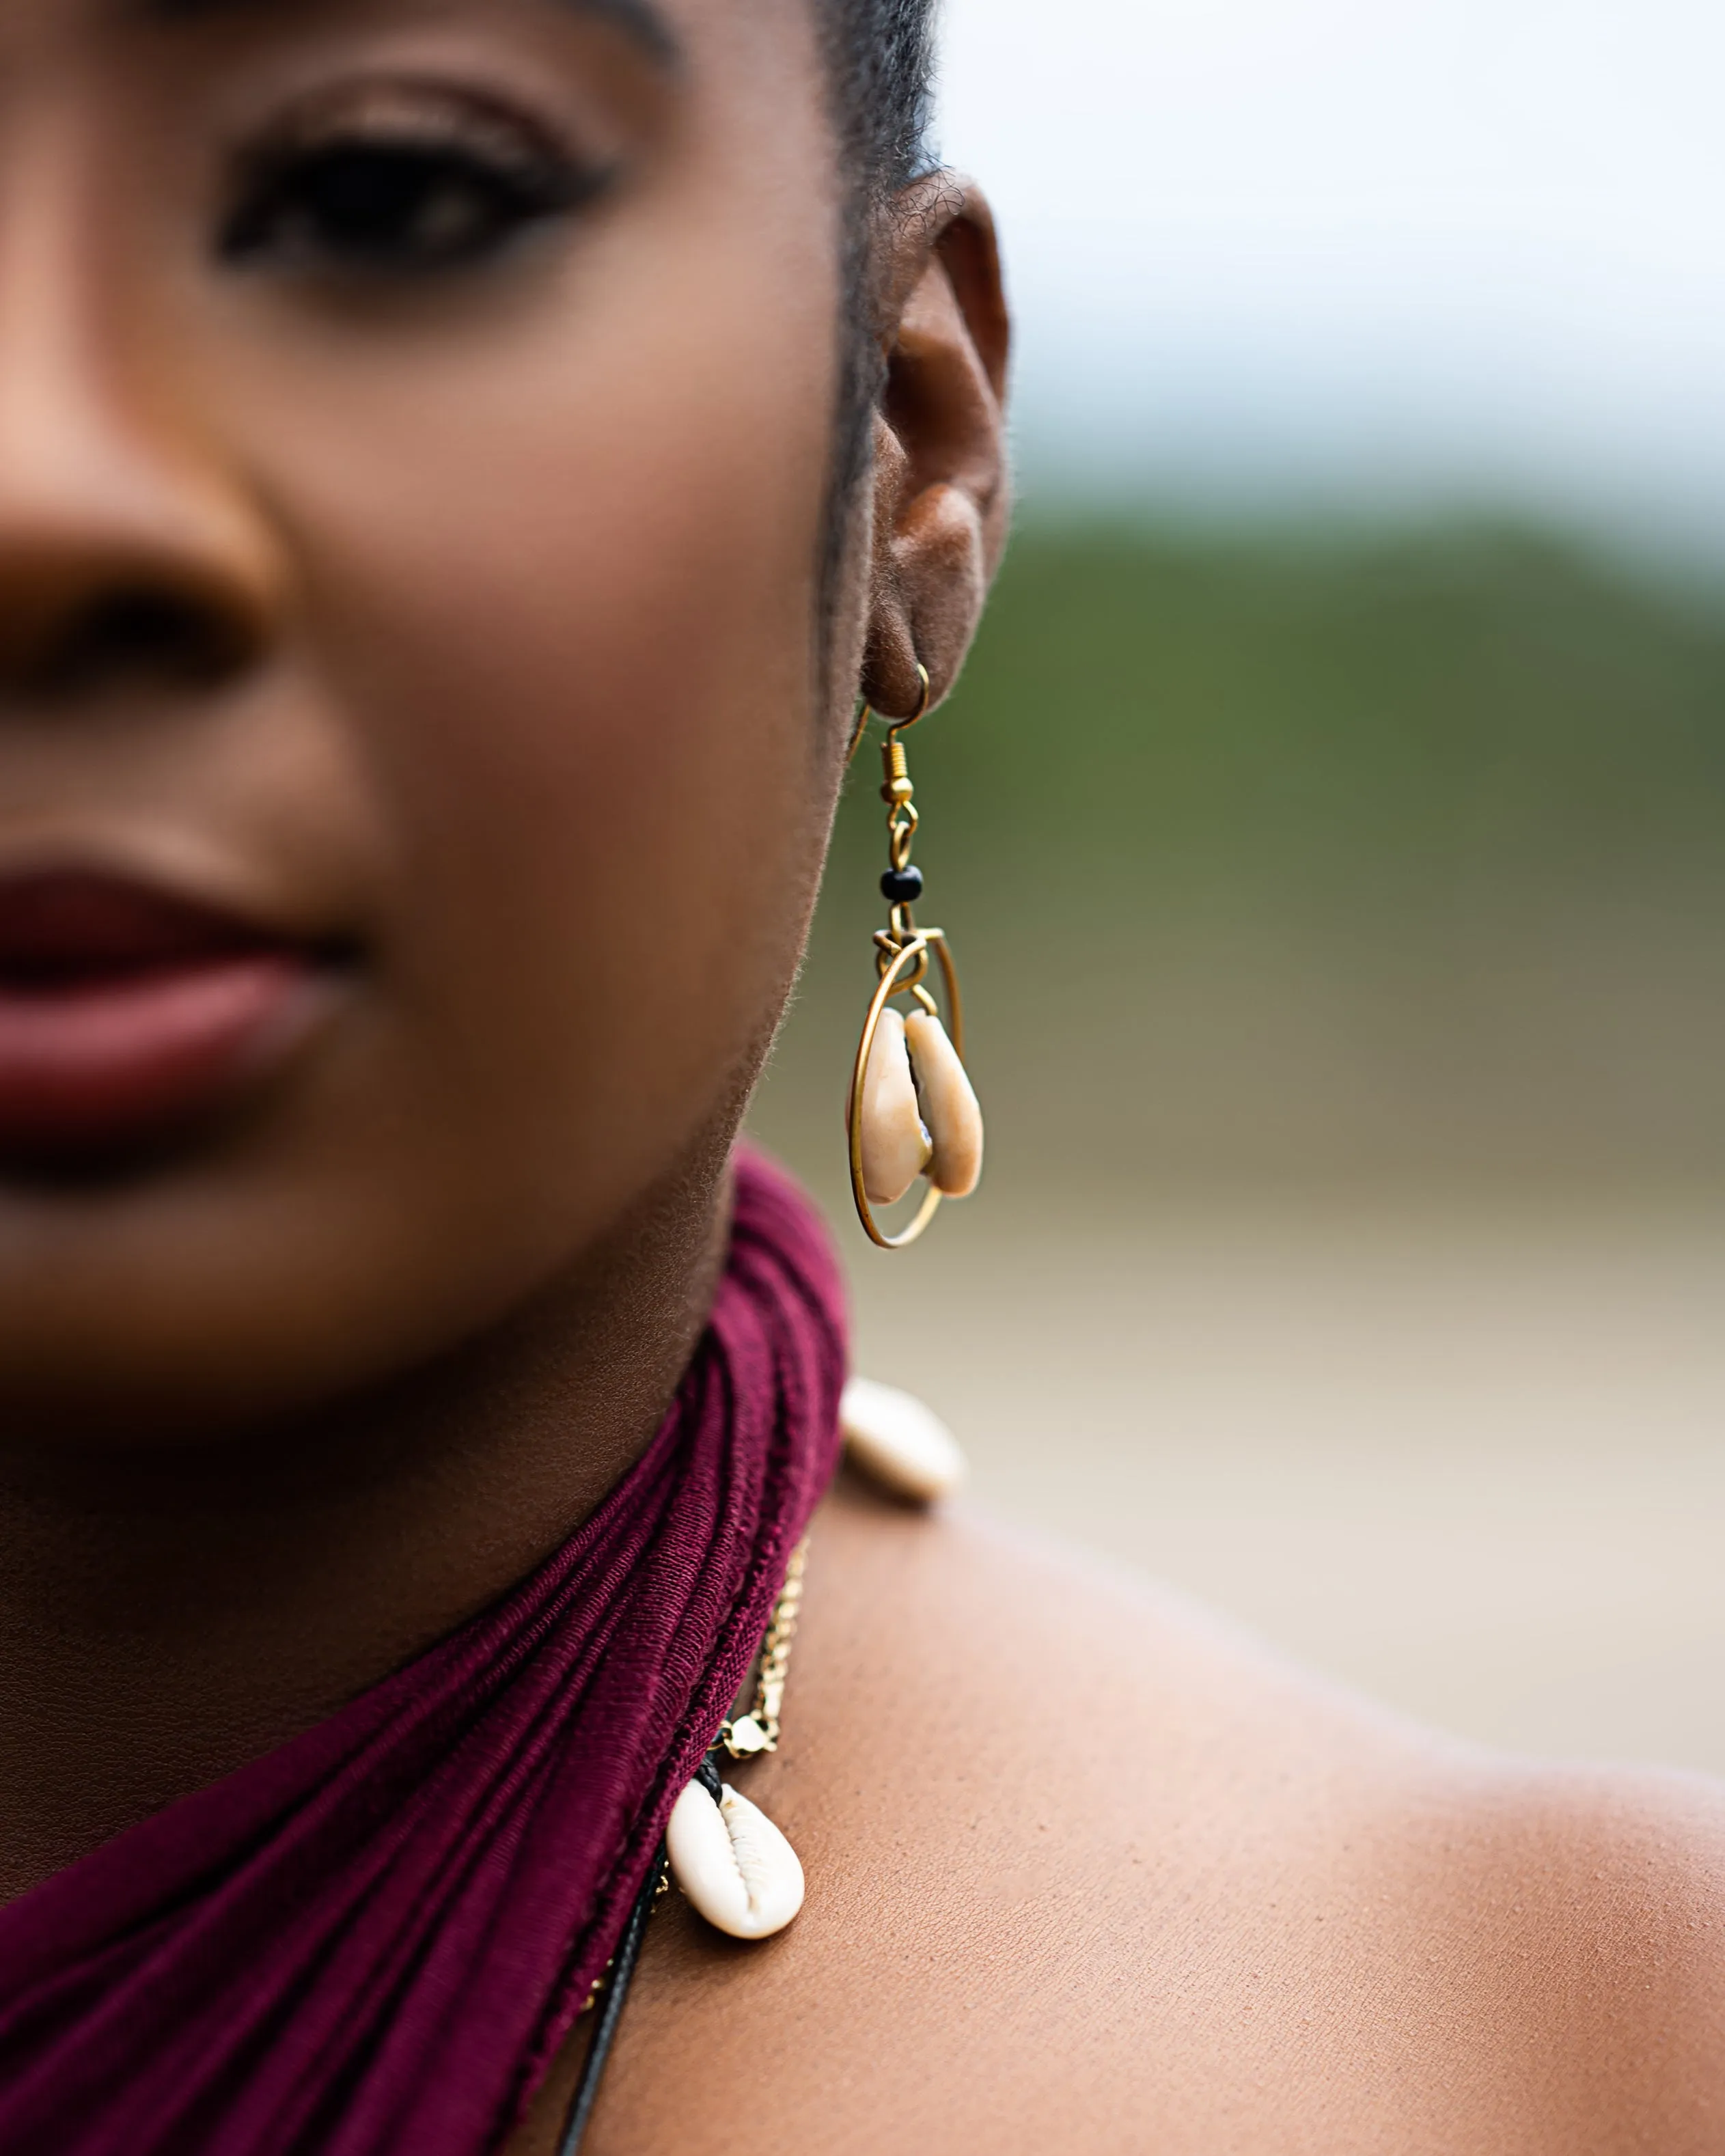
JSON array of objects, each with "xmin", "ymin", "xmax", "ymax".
[{"xmin": 0, "ymin": 156, "xmax": 285, "ymax": 703}]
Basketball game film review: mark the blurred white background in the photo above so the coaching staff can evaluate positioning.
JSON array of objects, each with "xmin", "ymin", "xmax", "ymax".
[{"xmin": 941, "ymin": 0, "xmax": 1725, "ymax": 555}]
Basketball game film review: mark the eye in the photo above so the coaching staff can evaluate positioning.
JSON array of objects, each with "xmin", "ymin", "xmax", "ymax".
[{"xmin": 221, "ymin": 92, "xmax": 603, "ymax": 277}]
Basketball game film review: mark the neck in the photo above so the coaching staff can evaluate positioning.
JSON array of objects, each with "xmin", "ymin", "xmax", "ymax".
[{"xmin": 0, "ymin": 1142, "xmax": 734, "ymax": 1905}]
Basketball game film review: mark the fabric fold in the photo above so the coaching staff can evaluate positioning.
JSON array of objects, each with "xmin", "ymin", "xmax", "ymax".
[{"xmin": 0, "ymin": 1148, "xmax": 847, "ymax": 2156}]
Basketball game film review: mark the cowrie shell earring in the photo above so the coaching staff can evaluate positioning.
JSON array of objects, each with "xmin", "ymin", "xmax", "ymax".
[
  {"xmin": 903, "ymin": 1010, "xmax": 982, "ymax": 1198},
  {"xmin": 854, "ymin": 1007, "xmax": 931, "ymax": 1206},
  {"xmin": 844, "ymin": 665, "xmax": 985, "ymax": 1249}
]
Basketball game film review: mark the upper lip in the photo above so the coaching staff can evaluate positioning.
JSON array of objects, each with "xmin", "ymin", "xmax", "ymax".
[{"xmin": 0, "ymin": 868, "xmax": 307, "ymax": 986}]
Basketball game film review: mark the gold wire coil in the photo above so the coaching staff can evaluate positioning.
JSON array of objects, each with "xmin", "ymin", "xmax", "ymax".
[{"xmin": 846, "ymin": 928, "xmax": 965, "ymax": 1251}]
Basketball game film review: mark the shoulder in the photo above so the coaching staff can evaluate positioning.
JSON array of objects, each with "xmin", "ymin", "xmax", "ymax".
[{"xmin": 555, "ymin": 1475, "xmax": 1725, "ymax": 2155}]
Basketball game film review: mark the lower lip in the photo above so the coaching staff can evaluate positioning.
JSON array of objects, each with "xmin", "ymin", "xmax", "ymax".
[{"xmin": 0, "ymin": 954, "xmax": 323, "ymax": 1163}]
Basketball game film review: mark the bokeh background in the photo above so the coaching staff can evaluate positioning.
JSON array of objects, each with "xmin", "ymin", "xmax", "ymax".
[{"xmin": 751, "ymin": 0, "xmax": 1725, "ymax": 1773}]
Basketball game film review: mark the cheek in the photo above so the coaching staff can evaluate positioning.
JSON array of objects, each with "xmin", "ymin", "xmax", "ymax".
[{"xmin": 246, "ymin": 203, "xmax": 844, "ymax": 1256}]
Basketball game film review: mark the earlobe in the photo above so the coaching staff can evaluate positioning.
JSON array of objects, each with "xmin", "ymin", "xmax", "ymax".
[{"xmin": 861, "ymin": 180, "xmax": 1012, "ymax": 721}]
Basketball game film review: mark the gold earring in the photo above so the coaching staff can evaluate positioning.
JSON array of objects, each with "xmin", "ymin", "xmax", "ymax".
[{"xmin": 844, "ymin": 665, "xmax": 984, "ymax": 1250}]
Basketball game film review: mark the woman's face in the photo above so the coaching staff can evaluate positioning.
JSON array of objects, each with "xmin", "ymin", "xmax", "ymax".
[{"xmin": 0, "ymin": 0, "xmax": 857, "ymax": 1437}]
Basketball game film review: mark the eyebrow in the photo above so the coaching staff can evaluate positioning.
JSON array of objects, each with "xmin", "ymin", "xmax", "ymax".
[{"xmin": 141, "ymin": 0, "xmax": 682, "ymax": 71}]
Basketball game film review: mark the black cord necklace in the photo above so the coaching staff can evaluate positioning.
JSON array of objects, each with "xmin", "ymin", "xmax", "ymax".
[
  {"xmin": 562, "ymin": 1751, "xmax": 743, "ymax": 2151},
  {"xmin": 557, "ymin": 1758, "xmax": 725, "ymax": 2154},
  {"xmin": 555, "ymin": 1834, "xmax": 670, "ymax": 2156}
]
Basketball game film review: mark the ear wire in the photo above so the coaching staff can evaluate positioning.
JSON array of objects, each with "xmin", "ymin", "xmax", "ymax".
[{"xmin": 846, "ymin": 663, "xmax": 933, "ymax": 764}]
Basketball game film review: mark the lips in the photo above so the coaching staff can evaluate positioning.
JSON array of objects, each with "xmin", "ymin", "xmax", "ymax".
[{"xmin": 0, "ymin": 870, "xmax": 331, "ymax": 1165}]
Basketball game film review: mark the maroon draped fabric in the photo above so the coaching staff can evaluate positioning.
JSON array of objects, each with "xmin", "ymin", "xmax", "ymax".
[{"xmin": 0, "ymin": 1148, "xmax": 846, "ymax": 2156}]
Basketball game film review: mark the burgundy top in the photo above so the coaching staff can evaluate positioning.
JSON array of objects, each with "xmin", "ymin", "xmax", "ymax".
[{"xmin": 0, "ymin": 1148, "xmax": 848, "ymax": 2155}]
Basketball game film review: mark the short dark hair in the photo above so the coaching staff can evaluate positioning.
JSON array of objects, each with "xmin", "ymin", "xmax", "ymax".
[
  {"xmin": 825, "ymin": 0, "xmax": 941, "ymax": 212},
  {"xmin": 816, "ymin": 0, "xmax": 942, "ymax": 612}
]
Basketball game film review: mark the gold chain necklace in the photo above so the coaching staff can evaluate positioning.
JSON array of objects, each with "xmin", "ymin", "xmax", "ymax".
[{"xmin": 717, "ymin": 1539, "xmax": 807, "ymax": 1761}]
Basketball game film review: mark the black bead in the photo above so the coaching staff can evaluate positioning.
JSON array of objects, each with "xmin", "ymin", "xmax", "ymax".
[{"xmin": 881, "ymin": 866, "xmax": 924, "ymax": 905}]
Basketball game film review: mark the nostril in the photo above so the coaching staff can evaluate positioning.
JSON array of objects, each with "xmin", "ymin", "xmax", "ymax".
[{"xmin": 23, "ymin": 584, "xmax": 258, "ymax": 700}]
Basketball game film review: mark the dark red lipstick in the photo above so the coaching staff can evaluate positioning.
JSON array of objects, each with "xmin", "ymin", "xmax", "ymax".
[{"xmin": 0, "ymin": 870, "xmax": 330, "ymax": 1163}]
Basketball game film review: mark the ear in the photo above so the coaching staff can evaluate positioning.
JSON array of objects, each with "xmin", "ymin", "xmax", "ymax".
[{"xmin": 861, "ymin": 176, "xmax": 1012, "ymax": 721}]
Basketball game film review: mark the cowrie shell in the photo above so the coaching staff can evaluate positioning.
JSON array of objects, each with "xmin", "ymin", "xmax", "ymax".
[
  {"xmin": 841, "ymin": 1376, "xmax": 968, "ymax": 1503},
  {"xmin": 666, "ymin": 1780, "xmax": 805, "ymax": 1941},
  {"xmin": 903, "ymin": 1010, "xmax": 983, "ymax": 1199},
  {"xmin": 855, "ymin": 1006, "xmax": 932, "ymax": 1206}
]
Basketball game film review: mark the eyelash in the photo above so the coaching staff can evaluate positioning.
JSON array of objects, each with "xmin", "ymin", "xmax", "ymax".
[{"xmin": 220, "ymin": 97, "xmax": 607, "ymax": 279}]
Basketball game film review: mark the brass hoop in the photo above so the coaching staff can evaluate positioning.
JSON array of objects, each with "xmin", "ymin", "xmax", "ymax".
[
  {"xmin": 846, "ymin": 927, "xmax": 965, "ymax": 1251},
  {"xmin": 846, "ymin": 663, "xmax": 933, "ymax": 766}
]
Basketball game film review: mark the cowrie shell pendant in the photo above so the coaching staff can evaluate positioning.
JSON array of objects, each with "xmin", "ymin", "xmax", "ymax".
[
  {"xmin": 842, "ymin": 1375, "xmax": 968, "ymax": 1503},
  {"xmin": 666, "ymin": 1778, "xmax": 805, "ymax": 1941}
]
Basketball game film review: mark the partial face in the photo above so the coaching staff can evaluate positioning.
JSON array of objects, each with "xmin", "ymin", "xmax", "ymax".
[{"xmin": 0, "ymin": 0, "xmax": 854, "ymax": 1437}]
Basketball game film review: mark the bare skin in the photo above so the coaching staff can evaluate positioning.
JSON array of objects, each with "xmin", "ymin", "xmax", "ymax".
[
  {"xmin": 512, "ymin": 1478, "xmax": 1725, "ymax": 2156},
  {"xmin": 0, "ymin": 0, "xmax": 1717, "ymax": 2148}
]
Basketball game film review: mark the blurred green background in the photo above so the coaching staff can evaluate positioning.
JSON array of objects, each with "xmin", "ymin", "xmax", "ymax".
[
  {"xmin": 756, "ymin": 516, "xmax": 1725, "ymax": 1205},
  {"xmin": 749, "ymin": 519, "xmax": 1725, "ymax": 1775}
]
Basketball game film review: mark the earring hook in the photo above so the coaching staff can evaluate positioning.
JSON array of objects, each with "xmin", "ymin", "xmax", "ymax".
[{"xmin": 847, "ymin": 663, "xmax": 933, "ymax": 765}]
